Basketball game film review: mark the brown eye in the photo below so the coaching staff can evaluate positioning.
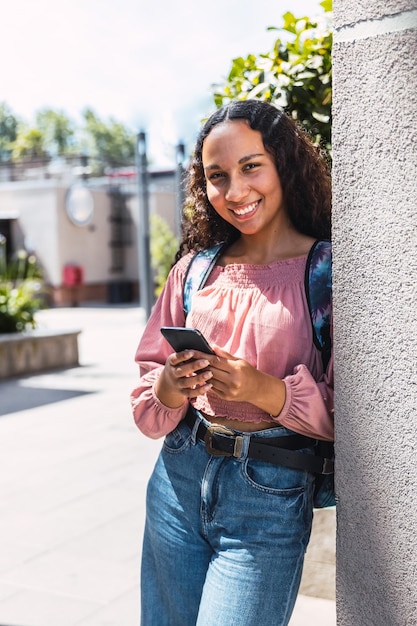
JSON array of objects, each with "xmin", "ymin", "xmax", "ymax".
[{"xmin": 243, "ymin": 163, "xmax": 260, "ymax": 171}]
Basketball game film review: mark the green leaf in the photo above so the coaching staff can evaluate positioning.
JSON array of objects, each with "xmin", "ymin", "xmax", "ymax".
[
  {"xmin": 320, "ymin": 0, "xmax": 332, "ymax": 13},
  {"xmin": 282, "ymin": 12, "xmax": 297, "ymax": 34}
]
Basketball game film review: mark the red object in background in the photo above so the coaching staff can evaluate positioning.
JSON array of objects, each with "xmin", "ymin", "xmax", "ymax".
[{"xmin": 63, "ymin": 264, "xmax": 84, "ymax": 287}]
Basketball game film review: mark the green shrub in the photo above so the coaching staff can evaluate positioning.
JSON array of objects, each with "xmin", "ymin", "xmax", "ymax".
[
  {"xmin": 149, "ymin": 215, "xmax": 178, "ymax": 297},
  {"xmin": 212, "ymin": 0, "xmax": 332, "ymax": 155},
  {"xmin": 0, "ymin": 237, "xmax": 47, "ymax": 333}
]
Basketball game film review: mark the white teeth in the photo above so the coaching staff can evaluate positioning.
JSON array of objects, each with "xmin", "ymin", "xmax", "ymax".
[{"xmin": 232, "ymin": 201, "xmax": 258, "ymax": 216}]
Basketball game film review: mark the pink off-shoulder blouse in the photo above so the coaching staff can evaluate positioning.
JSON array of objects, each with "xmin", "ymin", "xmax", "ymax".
[{"xmin": 131, "ymin": 252, "xmax": 334, "ymax": 441}]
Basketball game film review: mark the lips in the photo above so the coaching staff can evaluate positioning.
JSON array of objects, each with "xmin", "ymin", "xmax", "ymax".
[{"xmin": 230, "ymin": 200, "xmax": 260, "ymax": 217}]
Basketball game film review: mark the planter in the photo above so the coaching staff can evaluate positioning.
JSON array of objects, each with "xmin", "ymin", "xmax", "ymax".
[{"xmin": 0, "ymin": 329, "xmax": 81, "ymax": 379}]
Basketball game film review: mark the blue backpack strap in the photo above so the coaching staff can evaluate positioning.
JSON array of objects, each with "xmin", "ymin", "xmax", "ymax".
[
  {"xmin": 183, "ymin": 243, "xmax": 225, "ymax": 316},
  {"xmin": 305, "ymin": 240, "xmax": 332, "ymax": 371}
]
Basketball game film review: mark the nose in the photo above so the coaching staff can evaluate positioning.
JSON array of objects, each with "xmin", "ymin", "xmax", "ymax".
[{"xmin": 224, "ymin": 174, "xmax": 249, "ymax": 203}]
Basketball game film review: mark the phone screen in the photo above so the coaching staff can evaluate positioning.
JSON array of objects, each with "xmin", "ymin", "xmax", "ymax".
[{"xmin": 160, "ymin": 327, "xmax": 215, "ymax": 354}]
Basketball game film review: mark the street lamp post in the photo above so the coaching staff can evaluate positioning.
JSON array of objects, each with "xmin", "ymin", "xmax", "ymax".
[
  {"xmin": 136, "ymin": 131, "xmax": 153, "ymax": 320},
  {"xmin": 175, "ymin": 141, "xmax": 186, "ymax": 239}
]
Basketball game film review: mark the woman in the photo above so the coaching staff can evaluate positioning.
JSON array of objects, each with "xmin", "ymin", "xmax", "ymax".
[{"xmin": 131, "ymin": 99, "xmax": 333, "ymax": 626}]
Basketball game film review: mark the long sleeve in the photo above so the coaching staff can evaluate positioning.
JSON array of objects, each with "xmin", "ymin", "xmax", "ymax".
[
  {"xmin": 278, "ymin": 352, "xmax": 334, "ymax": 441},
  {"xmin": 130, "ymin": 256, "xmax": 191, "ymax": 439}
]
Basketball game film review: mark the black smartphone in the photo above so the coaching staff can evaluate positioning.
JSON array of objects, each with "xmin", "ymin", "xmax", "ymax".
[{"xmin": 160, "ymin": 327, "xmax": 215, "ymax": 355}]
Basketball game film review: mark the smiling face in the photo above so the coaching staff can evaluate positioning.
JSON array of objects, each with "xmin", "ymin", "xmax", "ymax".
[{"xmin": 202, "ymin": 120, "xmax": 287, "ymax": 239}]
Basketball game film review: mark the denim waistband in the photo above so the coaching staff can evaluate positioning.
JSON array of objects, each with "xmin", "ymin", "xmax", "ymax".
[
  {"xmin": 190, "ymin": 407, "xmax": 301, "ymax": 440},
  {"xmin": 183, "ymin": 406, "xmax": 333, "ymax": 474}
]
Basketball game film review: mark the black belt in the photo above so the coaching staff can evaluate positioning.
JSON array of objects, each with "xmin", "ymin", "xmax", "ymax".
[{"xmin": 184, "ymin": 407, "xmax": 334, "ymax": 475}]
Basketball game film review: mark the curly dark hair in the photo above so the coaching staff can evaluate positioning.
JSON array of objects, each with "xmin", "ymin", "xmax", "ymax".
[{"xmin": 176, "ymin": 99, "xmax": 331, "ymax": 260}]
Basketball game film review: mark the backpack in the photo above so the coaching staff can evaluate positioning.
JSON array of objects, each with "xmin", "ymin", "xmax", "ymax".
[{"xmin": 183, "ymin": 240, "xmax": 335, "ymax": 508}]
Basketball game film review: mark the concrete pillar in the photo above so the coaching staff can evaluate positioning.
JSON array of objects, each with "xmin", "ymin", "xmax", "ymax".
[{"xmin": 332, "ymin": 2, "xmax": 417, "ymax": 624}]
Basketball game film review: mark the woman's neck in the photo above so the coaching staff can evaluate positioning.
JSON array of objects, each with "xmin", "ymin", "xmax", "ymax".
[{"xmin": 224, "ymin": 230, "xmax": 316, "ymax": 265}]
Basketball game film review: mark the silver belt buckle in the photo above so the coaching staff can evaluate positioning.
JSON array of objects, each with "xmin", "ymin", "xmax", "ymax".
[{"xmin": 204, "ymin": 424, "xmax": 243, "ymax": 458}]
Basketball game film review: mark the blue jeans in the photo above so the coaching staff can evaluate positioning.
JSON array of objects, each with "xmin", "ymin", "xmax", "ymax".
[{"xmin": 141, "ymin": 412, "xmax": 314, "ymax": 626}]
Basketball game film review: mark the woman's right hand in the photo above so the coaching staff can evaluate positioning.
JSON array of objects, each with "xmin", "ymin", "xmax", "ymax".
[{"xmin": 154, "ymin": 350, "xmax": 214, "ymax": 408}]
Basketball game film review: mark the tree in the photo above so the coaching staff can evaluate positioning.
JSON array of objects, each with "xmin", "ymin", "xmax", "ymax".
[
  {"xmin": 11, "ymin": 126, "xmax": 48, "ymax": 161},
  {"xmin": 0, "ymin": 102, "xmax": 136, "ymax": 168},
  {"xmin": 212, "ymin": 0, "xmax": 332, "ymax": 154},
  {"xmin": 82, "ymin": 108, "xmax": 136, "ymax": 170},
  {"xmin": 35, "ymin": 108, "xmax": 76, "ymax": 156},
  {"xmin": 0, "ymin": 103, "xmax": 19, "ymax": 161}
]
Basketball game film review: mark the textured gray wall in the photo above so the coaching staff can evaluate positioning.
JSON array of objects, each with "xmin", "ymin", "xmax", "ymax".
[{"xmin": 332, "ymin": 2, "xmax": 417, "ymax": 624}]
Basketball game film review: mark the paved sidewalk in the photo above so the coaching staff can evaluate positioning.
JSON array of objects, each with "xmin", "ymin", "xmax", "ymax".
[{"xmin": 0, "ymin": 305, "xmax": 336, "ymax": 626}]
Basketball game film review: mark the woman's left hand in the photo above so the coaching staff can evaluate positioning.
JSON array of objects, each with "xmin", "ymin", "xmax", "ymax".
[
  {"xmin": 207, "ymin": 346, "xmax": 258, "ymax": 403},
  {"xmin": 207, "ymin": 347, "xmax": 286, "ymax": 416}
]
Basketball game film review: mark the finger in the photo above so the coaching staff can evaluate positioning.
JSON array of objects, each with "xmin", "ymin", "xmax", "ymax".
[
  {"xmin": 182, "ymin": 369, "xmax": 213, "ymax": 389},
  {"xmin": 169, "ymin": 350, "xmax": 195, "ymax": 365},
  {"xmin": 180, "ymin": 371, "xmax": 213, "ymax": 397},
  {"xmin": 174, "ymin": 358, "xmax": 211, "ymax": 380},
  {"xmin": 207, "ymin": 379, "xmax": 229, "ymax": 398},
  {"xmin": 212, "ymin": 345, "xmax": 236, "ymax": 360}
]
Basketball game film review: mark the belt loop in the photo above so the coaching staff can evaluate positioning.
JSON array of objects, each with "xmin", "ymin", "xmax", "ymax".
[
  {"xmin": 188, "ymin": 407, "xmax": 202, "ymax": 445},
  {"xmin": 235, "ymin": 433, "xmax": 251, "ymax": 461}
]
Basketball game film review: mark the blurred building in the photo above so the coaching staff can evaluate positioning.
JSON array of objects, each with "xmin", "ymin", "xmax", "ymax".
[{"xmin": 0, "ymin": 157, "xmax": 179, "ymax": 306}]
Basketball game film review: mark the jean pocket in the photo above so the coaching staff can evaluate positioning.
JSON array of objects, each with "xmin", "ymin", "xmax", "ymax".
[
  {"xmin": 163, "ymin": 422, "xmax": 192, "ymax": 454},
  {"xmin": 241, "ymin": 457, "xmax": 309, "ymax": 497}
]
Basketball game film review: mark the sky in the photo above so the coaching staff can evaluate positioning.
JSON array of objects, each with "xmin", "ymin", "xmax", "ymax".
[{"xmin": 2, "ymin": 0, "xmax": 322, "ymax": 165}]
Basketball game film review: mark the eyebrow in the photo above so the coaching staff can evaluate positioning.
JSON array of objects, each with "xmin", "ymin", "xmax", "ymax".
[{"xmin": 204, "ymin": 153, "xmax": 265, "ymax": 171}]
